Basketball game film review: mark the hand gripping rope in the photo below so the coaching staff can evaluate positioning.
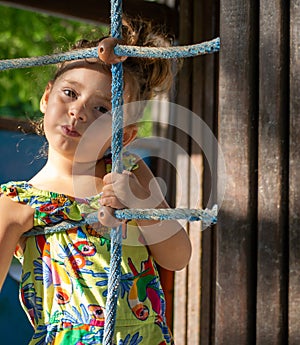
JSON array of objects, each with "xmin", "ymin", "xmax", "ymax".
[{"xmin": 0, "ymin": 1, "xmax": 220, "ymax": 343}]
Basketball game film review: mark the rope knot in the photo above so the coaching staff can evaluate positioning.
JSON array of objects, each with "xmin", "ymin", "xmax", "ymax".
[{"xmin": 98, "ymin": 37, "xmax": 127, "ymax": 64}]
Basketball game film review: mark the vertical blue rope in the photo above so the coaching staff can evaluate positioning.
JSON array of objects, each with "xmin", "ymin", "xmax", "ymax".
[{"xmin": 103, "ymin": 0, "xmax": 124, "ymax": 343}]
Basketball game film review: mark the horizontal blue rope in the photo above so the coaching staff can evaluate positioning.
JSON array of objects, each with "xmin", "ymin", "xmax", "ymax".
[
  {"xmin": 0, "ymin": 38, "xmax": 220, "ymax": 71},
  {"xmin": 23, "ymin": 206, "xmax": 218, "ymax": 237},
  {"xmin": 114, "ymin": 38, "xmax": 220, "ymax": 59},
  {"xmin": 115, "ymin": 206, "xmax": 218, "ymax": 224}
]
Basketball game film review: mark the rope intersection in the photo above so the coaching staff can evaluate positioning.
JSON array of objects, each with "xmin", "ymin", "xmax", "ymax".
[{"xmin": 0, "ymin": 1, "xmax": 220, "ymax": 343}]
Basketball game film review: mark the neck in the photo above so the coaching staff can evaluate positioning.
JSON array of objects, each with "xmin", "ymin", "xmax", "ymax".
[
  {"xmin": 46, "ymin": 148, "xmax": 99, "ymax": 178},
  {"xmin": 30, "ymin": 148, "xmax": 105, "ymax": 197}
]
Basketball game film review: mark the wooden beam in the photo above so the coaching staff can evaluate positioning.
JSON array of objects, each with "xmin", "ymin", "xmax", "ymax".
[{"xmin": 0, "ymin": 0, "xmax": 178, "ymax": 36}]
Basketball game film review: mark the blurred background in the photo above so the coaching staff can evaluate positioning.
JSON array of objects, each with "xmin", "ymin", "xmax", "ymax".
[{"xmin": 0, "ymin": 5, "xmax": 105, "ymax": 342}]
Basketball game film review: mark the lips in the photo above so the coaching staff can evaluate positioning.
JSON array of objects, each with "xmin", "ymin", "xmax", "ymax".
[{"xmin": 61, "ymin": 125, "xmax": 81, "ymax": 137}]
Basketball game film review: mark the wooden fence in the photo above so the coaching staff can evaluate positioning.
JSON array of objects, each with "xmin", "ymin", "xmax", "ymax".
[{"xmin": 172, "ymin": 0, "xmax": 300, "ymax": 344}]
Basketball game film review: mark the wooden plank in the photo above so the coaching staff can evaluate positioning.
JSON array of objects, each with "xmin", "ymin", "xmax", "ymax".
[
  {"xmin": 172, "ymin": 0, "xmax": 193, "ymax": 343},
  {"xmin": 289, "ymin": 0, "xmax": 300, "ymax": 343},
  {"xmin": 0, "ymin": 0, "xmax": 178, "ymax": 35},
  {"xmin": 256, "ymin": 1, "xmax": 289, "ymax": 343},
  {"xmin": 0, "ymin": 117, "xmax": 32, "ymax": 132},
  {"xmin": 186, "ymin": 1, "xmax": 205, "ymax": 344},
  {"xmin": 187, "ymin": 115, "xmax": 203, "ymax": 345},
  {"xmin": 191, "ymin": 0, "xmax": 219, "ymax": 344},
  {"xmin": 187, "ymin": 152, "xmax": 202, "ymax": 345},
  {"xmin": 193, "ymin": 1, "xmax": 219, "ymax": 344},
  {"xmin": 216, "ymin": 0, "xmax": 258, "ymax": 343}
]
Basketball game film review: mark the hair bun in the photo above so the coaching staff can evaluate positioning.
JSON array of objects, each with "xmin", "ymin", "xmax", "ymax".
[{"xmin": 121, "ymin": 16, "xmax": 180, "ymax": 101}]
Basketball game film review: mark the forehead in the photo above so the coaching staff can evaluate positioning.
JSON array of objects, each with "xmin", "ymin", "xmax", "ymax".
[
  {"xmin": 54, "ymin": 62, "xmax": 132, "ymax": 102},
  {"xmin": 56, "ymin": 64, "xmax": 110, "ymax": 84}
]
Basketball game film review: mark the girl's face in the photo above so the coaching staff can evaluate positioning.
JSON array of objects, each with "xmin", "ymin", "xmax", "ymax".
[{"xmin": 40, "ymin": 65, "xmax": 137, "ymax": 163}]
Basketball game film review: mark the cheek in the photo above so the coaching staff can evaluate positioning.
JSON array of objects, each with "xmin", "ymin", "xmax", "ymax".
[
  {"xmin": 75, "ymin": 116, "xmax": 112, "ymax": 161},
  {"xmin": 42, "ymin": 116, "xmax": 51, "ymax": 139},
  {"xmin": 43, "ymin": 102, "xmax": 58, "ymax": 126},
  {"xmin": 43, "ymin": 113, "xmax": 56, "ymax": 139}
]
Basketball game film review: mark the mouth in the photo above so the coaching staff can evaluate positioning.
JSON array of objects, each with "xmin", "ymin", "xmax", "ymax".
[{"xmin": 61, "ymin": 125, "xmax": 81, "ymax": 138}]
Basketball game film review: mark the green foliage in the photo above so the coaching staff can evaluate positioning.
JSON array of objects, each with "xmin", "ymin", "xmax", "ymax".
[
  {"xmin": 0, "ymin": 5, "xmax": 107, "ymax": 119},
  {"xmin": 0, "ymin": 5, "xmax": 152, "ymax": 137},
  {"xmin": 137, "ymin": 105, "xmax": 153, "ymax": 138}
]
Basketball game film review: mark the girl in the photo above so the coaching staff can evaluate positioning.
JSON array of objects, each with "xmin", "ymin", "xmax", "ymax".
[{"xmin": 0, "ymin": 17, "xmax": 191, "ymax": 344}]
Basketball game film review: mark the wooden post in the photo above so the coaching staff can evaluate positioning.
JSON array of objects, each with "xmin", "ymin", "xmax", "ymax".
[
  {"xmin": 289, "ymin": 0, "xmax": 300, "ymax": 343},
  {"xmin": 193, "ymin": 1, "xmax": 219, "ymax": 345},
  {"xmin": 216, "ymin": 0, "xmax": 258, "ymax": 343},
  {"xmin": 172, "ymin": 0, "xmax": 193, "ymax": 343},
  {"xmin": 256, "ymin": 0, "xmax": 289, "ymax": 343}
]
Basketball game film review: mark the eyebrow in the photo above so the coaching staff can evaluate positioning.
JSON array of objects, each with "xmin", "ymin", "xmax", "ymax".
[{"xmin": 62, "ymin": 79, "xmax": 83, "ymax": 88}]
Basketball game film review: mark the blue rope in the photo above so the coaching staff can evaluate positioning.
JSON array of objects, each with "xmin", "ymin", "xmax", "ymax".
[
  {"xmin": 0, "ymin": 38, "xmax": 220, "ymax": 71},
  {"xmin": 0, "ymin": 3, "xmax": 220, "ymax": 342},
  {"xmin": 114, "ymin": 38, "xmax": 220, "ymax": 58},
  {"xmin": 23, "ymin": 206, "xmax": 218, "ymax": 237},
  {"xmin": 103, "ymin": 0, "xmax": 124, "ymax": 343},
  {"xmin": 115, "ymin": 207, "xmax": 218, "ymax": 224}
]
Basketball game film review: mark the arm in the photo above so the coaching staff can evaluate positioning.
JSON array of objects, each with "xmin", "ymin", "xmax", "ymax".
[
  {"xmin": 132, "ymin": 160, "xmax": 192, "ymax": 271},
  {"xmin": 99, "ymin": 158, "xmax": 192, "ymax": 271},
  {"xmin": 0, "ymin": 196, "xmax": 34, "ymax": 290}
]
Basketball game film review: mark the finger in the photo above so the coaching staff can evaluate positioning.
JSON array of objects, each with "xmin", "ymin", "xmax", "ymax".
[
  {"xmin": 101, "ymin": 183, "xmax": 124, "ymax": 207},
  {"xmin": 101, "ymin": 184, "xmax": 115, "ymax": 195},
  {"xmin": 100, "ymin": 196, "xmax": 114, "ymax": 207},
  {"xmin": 122, "ymin": 170, "xmax": 134, "ymax": 177},
  {"xmin": 103, "ymin": 172, "xmax": 119, "ymax": 185},
  {"xmin": 100, "ymin": 196, "xmax": 125, "ymax": 209},
  {"xmin": 101, "ymin": 185, "xmax": 122, "ymax": 201}
]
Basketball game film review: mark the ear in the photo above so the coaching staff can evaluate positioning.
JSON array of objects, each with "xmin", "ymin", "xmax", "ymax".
[
  {"xmin": 123, "ymin": 125, "xmax": 138, "ymax": 147},
  {"xmin": 40, "ymin": 82, "xmax": 53, "ymax": 114}
]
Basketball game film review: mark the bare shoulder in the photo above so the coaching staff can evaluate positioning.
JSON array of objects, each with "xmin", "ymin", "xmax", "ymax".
[{"xmin": 0, "ymin": 195, "xmax": 34, "ymax": 234}]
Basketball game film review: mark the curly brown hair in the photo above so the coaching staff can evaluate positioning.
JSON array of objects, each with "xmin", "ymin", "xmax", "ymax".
[
  {"xmin": 58, "ymin": 18, "xmax": 178, "ymax": 98},
  {"xmin": 34, "ymin": 16, "xmax": 180, "ymax": 133}
]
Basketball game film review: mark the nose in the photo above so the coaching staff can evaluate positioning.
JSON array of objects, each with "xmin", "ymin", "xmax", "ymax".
[{"xmin": 68, "ymin": 103, "xmax": 87, "ymax": 122}]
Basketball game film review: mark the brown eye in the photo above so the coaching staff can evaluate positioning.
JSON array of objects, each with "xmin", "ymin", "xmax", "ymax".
[
  {"xmin": 64, "ymin": 89, "xmax": 77, "ymax": 99},
  {"xmin": 95, "ymin": 106, "xmax": 109, "ymax": 114}
]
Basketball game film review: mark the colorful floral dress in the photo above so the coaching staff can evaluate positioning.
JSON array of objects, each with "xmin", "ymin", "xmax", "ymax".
[{"xmin": 0, "ymin": 156, "xmax": 174, "ymax": 345}]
